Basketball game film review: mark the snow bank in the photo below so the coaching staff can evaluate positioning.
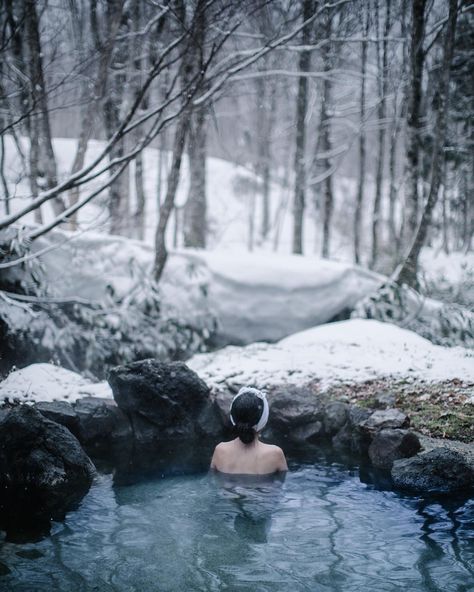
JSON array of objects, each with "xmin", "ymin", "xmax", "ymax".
[
  {"xmin": 3, "ymin": 319, "xmax": 472, "ymax": 406},
  {"xmin": 0, "ymin": 363, "xmax": 112, "ymax": 405},
  {"xmin": 16, "ymin": 228, "xmax": 383, "ymax": 346},
  {"xmin": 180, "ymin": 249, "xmax": 383, "ymax": 344},
  {"xmin": 188, "ymin": 319, "xmax": 474, "ymax": 391}
]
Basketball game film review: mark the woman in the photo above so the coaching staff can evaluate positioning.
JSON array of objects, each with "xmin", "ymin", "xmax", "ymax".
[{"xmin": 210, "ymin": 387, "xmax": 288, "ymax": 474}]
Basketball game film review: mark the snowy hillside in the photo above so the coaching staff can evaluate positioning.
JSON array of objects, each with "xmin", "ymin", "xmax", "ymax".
[
  {"xmin": 188, "ymin": 319, "xmax": 474, "ymax": 392},
  {"xmin": 4, "ymin": 136, "xmax": 472, "ymax": 283},
  {"xmin": 3, "ymin": 136, "xmax": 381, "ymax": 259}
]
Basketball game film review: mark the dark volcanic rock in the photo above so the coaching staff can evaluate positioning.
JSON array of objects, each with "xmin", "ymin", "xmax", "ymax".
[
  {"xmin": 391, "ymin": 448, "xmax": 474, "ymax": 494},
  {"xmin": 74, "ymin": 397, "xmax": 132, "ymax": 447},
  {"xmin": 332, "ymin": 405, "xmax": 372, "ymax": 454},
  {"xmin": 373, "ymin": 391, "xmax": 396, "ymax": 409},
  {"xmin": 368, "ymin": 429, "xmax": 421, "ymax": 470},
  {"xmin": 195, "ymin": 398, "xmax": 226, "ymax": 438},
  {"xmin": 364, "ymin": 408, "xmax": 409, "ymax": 431},
  {"xmin": 323, "ymin": 402, "xmax": 349, "ymax": 436},
  {"xmin": 108, "ymin": 360, "xmax": 210, "ymax": 440},
  {"xmin": 35, "ymin": 401, "xmax": 80, "ymax": 437},
  {"xmin": 269, "ymin": 387, "xmax": 325, "ymax": 429},
  {"xmin": 0, "ymin": 406, "xmax": 94, "ymax": 520},
  {"xmin": 268, "ymin": 386, "xmax": 328, "ymax": 443},
  {"xmin": 291, "ymin": 420, "xmax": 325, "ymax": 444}
]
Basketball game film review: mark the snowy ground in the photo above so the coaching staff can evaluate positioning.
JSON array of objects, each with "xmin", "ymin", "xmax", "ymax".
[
  {"xmin": 2, "ymin": 319, "xmax": 472, "ymax": 408},
  {"xmin": 0, "ymin": 363, "xmax": 112, "ymax": 405},
  {"xmin": 188, "ymin": 319, "xmax": 474, "ymax": 393}
]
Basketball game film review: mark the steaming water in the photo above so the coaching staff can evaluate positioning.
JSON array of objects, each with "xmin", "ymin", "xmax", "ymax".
[{"xmin": 1, "ymin": 455, "xmax": 473, "ymax": 592}]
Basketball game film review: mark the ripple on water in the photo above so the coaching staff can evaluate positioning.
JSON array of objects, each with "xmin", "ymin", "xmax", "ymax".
[{"xmin": 0, "ymin": 461, "xmax": 473, "ymax": 592}]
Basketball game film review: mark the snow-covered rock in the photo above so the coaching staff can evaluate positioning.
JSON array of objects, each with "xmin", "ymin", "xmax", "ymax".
[
  {"xmin": 188, "ymin": 319, "xmax": 474, "ymax": 392},
  {"xmin": 3, "ymin": 226, "xmax": 384, "ymax": 349},
  {"xmin": 180, "ymin": 249, "xmax": 383, "ymax": 344},
  {"xmin": 0, "ymin": 363, "xmax": 112, "ymax": 405}
]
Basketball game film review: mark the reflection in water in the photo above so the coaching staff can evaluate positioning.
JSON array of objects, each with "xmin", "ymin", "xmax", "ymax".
[
  {"xmin": 0, "ymin": 457, "xmax": 473, "ymax": 592},
  {"xmin": 212, "ymin": 471, "xmax": 286, "ymax": 544}
]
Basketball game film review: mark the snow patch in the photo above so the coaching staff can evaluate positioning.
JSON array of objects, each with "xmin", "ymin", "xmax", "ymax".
[
  {"xmin": 0, "ymin": 363, "xmax": 112, "ymax": 405},
  {"xmin": 188, "ymin": 319, "xmax": 474, "ymax": 391}
]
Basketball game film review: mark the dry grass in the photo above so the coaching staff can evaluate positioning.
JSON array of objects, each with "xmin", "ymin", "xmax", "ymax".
[{"xmin": 324, "ymin": 378, "xmax": 474, "ymax": 443}]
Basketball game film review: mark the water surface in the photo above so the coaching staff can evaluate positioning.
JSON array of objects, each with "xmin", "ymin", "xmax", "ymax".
[{"xmin": 1, "ymin": 454, "xmax": 473, "ymax": 592}]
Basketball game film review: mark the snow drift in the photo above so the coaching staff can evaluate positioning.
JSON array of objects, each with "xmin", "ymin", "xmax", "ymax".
[
  {"xmin": 188, "ymin": 319, "xmax": 474, "ymax": 392},
  {"xmin": 3, "ymin": 319, "xmax": 472, "ymax": 407}
]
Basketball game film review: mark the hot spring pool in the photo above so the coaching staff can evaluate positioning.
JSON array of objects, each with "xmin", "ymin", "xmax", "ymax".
[{"xmin": 1, "ymin": 451, "xmax": 473, "ymax": 592}]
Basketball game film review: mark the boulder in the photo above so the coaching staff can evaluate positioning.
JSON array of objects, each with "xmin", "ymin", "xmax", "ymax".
[
  {"xmin": 108, "ymin": 359, "xmax": 210, "ymax": 440},
  {"xmin": 268, "ymin": 386, "xmax": 327, "ymax": 442},
  {"xmin": 73, "ymin": 397, "xmax": 132, "ymax": 448},
  {"xmin": 391, "ymin": 448, "xmax": 474, "ymax": 494},
  {"xmin": 269, "ymin": 386, "xmax": 325, "ymax": 430},
  {"xmin": 195, "ymin": 398, "xmax": 226, "ymax": 438},
  {"xmin": 35, "ymin": 400, "xmax": 80, "ymax": 438},
  {"xmin": 323, "ymin": 402, "xmax": 349, "ymax": 436},
  {"xmin": 373, "ymin": 391, "xmax": 396, "ymax": 409},
  {"xmin": 291, "ymin": 420, "xmax": 325, "ymax": 444},
  {"xmin": 349, "ymin": 405, "xmax": 372, "ymax": 427},
  {"xmin": 368, "ymin": 429, "xmax": 421, "ymax": 470},
  {"xmin": 332, "ymin": 405, "xmax": 372, "ymax": 454},
  {"xmin": 364, "ymin": 408, "xmax": 409, "ymax": 432},
  {"xmin": 0, "ymin": 405, "xmax": 94, "ymax": 519}
]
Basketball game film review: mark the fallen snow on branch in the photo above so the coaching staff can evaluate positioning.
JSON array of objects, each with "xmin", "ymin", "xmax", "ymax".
[
  {"xmin": 0, "ymin": 363, "xmax": 112, "ymax": 405},
  {"xmin": 188, "ymin": 319, "xmax": 474, "ymax": 391}
]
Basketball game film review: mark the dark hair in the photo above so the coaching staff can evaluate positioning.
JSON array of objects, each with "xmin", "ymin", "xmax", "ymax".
[{"xmin": 231, "ymin": 392, "xmax": 264, "ymax": 444}]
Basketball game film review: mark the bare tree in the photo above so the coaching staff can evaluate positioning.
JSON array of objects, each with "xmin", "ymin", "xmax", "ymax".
[
  {"xmin": 68, "ymin": 0, "xmax": 124, "ymax": 230},
  {"xmin": 399, "ymin": 0, "xmax": 427, "ymax": 251},
  {"xmin": 395, "ymin": 0, "xmax": 459, "ymax": 287},
  {"xmin": 292, "ymin": 0, "xmax": 313, "ymax": 255},
  {"xmin": 370, "ymin": 0, "xmax": 392, "ymax": 269},
  {"xmin": 353, "ymin": 2, "xmax": 369, "ymax": 265}
]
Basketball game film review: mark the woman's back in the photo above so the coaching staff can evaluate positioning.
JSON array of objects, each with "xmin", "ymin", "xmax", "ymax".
[{"xmin": 211, "ymin": 438, "xmax": 287, "ymax": 475}]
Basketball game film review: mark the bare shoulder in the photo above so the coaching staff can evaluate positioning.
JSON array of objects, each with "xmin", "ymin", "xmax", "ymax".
[
  {"xmin": 261, "ymin": 443, "xmax": 288, "ymax": 471},
  {"xmin": 261, "ymin": 443, "xmax": 284, "ymax": 455},
  {"xmin": 210, "ymin": 441, "xmax": 231, "ymax": 469}
]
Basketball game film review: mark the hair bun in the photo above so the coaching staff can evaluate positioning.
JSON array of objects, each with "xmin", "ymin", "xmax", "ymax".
[{"xmin": 235, "ymin": 421, "xmax": 255, "ymax": 445}]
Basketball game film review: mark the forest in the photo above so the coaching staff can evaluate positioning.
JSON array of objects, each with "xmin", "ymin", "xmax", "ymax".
[{"xmin": 0, "ymin": 0, "xmax": 471, "ymax": 278}]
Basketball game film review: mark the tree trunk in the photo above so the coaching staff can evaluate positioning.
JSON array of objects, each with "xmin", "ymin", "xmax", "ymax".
[
  {"xmin": 441, "ymin": 160, "xmax": 449, "ymax": 254},
  {"xmin": 101, "ymin": 2, "xmax": 131, "ymax": 237},
  {"xmin": 183, "ymin": 105, "xmax": 208, "ymax": 248},
  {"xmin": 255, "ymin": 67, "xmax": 276, "ymax": 242},
  {"xmin": 292, "ymin": 0, "xmax": 313, "ymax": 255},
  {"xmin": 370, "ymin": 0, "xmax": 391, "ymax": 269},
  {"xmin": 400, "ymin": 0, "xmax": 427, "ymax": 251},
  {"xmin": 0, "ymin": 133, "xmax": 10, "ymax": 215},
  {"xmin": 69, "ymin": 0, "xmax": 123, "ymax": 230},
  {"xmin": 154, "ymin": 112, "xmax": 191, "ymax": 281},
  {"xmin": 387, "ymin": 99, "xmax": 404, "ymax": 249},
  {"xmin": 395, "ymin": 0, "xmax": 458, "ymax": 287},
  {"xmin": 23, "ymin": 0, "xmax": 65, "ymax": 216},
  {"xmin": 354, "ymin": 8, "xmax": 368, "ymax": 265},
  {"xmin": 133, "ymin": 149, "xmax": 146, "ymax": 241},
  {"xmin": 28, "ymin": 114, "xmax": 43, "ymax": 224}
]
